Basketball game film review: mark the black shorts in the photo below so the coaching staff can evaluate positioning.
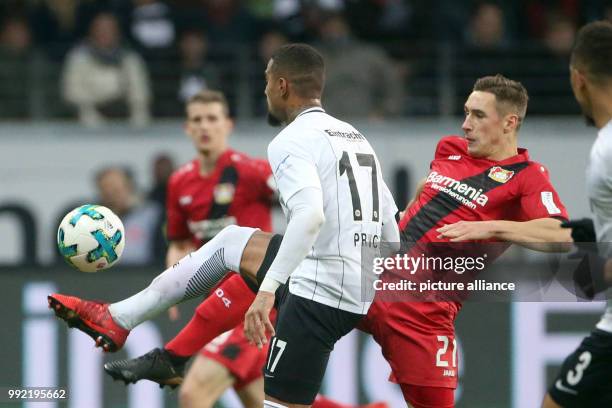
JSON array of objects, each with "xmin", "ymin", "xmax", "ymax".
[
  {"xmin": 548, "ymin": 329, "xmax": 612, "ymax": 407},
  {"xmin": 263, "ymin": 288, "xmax": 364, "ymax": 405}
]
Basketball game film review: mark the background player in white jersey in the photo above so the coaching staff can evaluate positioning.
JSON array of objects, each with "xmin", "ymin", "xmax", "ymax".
[
  {"xmin": 543, "ymin": 20, "xmax": 612, "ymax": 408},
  {"xmin": 47, "ymin": 43, "xmax": 399, "ymax": 408}
]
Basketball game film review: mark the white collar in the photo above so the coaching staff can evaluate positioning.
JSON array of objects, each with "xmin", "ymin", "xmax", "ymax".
[{"xmin": 295, "ymin": 107, "xmax": 325, "ymax": 119}]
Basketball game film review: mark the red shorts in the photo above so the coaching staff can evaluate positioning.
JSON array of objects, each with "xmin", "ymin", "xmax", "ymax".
[
  {"xmin": 359, "ymin": 301, "xmax": 459, "ymax": 389},
  {"xmin": 200, "ymin": 307, "xmax": 277, "ymax": 390},
  {"xmin": 201, "ymin": 322, "xmax": 269, "ymax": 390}
]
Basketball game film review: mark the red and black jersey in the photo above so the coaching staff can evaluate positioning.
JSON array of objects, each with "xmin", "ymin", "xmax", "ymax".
[
  {"xmin": 362, "ymin": 137, "xmax": 571, "ymax": 388},
  {"xmin": 399, "ymin": 136, "xmax": 569, "ymax": 243},
  {"xmin": 166, "ymin": 149, "xmax": 274, "ymax": 247}
]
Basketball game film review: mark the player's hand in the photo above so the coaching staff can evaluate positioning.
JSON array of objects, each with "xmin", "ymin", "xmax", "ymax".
[
  {"xmin": 561, "ymin": 218, "xmax": 596, "ymax": 244},
  {"xmin": 168, "ymin": 305, "xmax": 180, "ymax": 321},
  {"xmin": 570, "ymin": 250, "xmax": 610, "ymax": 299},
  {"xmin": 436, "ymin": 221, "xmax": 495, "ymax": 241},
  {"xmin": 561, "ymin": 218, "xmax": 610, "ymax": 297},
  {"xmin": 244, "ymin": 291, "xmax": 276, "ymax": 349}
]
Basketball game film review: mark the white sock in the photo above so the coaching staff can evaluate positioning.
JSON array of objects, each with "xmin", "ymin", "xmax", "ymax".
[{"xmin": 109, "ymin": 225, "xmax": 257, "ymax": 330}]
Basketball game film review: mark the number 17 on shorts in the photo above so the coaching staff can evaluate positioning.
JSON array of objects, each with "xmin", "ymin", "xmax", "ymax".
[{"xmin": 266, "ymin": 338, "xmax": 287, "ymax": 375}]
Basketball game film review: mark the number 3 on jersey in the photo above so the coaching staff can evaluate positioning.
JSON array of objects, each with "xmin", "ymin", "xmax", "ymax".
[
  {"xmin": 566, "ymin": 351, "xmax": 592, "ymax": 386},
  {"xmin": 339, "ymin": 151, "xmax": 379, "ymax": 222}
]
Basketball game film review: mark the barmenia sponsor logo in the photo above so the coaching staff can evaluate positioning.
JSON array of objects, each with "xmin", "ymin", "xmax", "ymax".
[{"xmin": 426, "ymin": 171, "xmax": 489, "ymax": 209}]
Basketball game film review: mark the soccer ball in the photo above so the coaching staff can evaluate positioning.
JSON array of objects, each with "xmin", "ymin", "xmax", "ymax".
[{"xmin": 57, "ymin": 204, "xmax": 125, "ymax": 272}]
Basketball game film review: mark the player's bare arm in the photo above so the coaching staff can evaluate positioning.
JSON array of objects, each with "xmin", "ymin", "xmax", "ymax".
[{"xmin": 437, "ymin": 218, "xmax": 572, "ymax": 251}]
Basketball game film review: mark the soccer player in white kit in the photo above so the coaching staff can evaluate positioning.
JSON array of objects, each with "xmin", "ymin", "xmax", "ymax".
[
  {"xmin": 244, "ymin": 43, "xmax": 399, "ymax": 408},
  {"xmin": 48, "ymin": 43, "xmax": 399, "ymax": 408},
  {"xmin": 543, "ymin": 21, "xmax": 612, "ymax": 408}
]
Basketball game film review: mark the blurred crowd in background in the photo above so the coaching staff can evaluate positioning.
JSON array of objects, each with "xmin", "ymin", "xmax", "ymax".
[{"xmin": 2, "ymin": 0, "xmax": 612, "ymax": 124}]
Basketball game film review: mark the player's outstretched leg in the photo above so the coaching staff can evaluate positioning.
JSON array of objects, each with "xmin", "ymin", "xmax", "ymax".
[
  {"xmin": 164, "ymin": 273, "xmax": 257, "ymax": 358},
  {"xmin": 48, "ymin": 226, "xmax": 271, "ymax": 352},
  {"xmin": 103, "ymin": 273, "xmax": 257, "ymax": 384},
  {"xmin": 47, "ymin": 295, "xmax": 130, "ymax": 352}
]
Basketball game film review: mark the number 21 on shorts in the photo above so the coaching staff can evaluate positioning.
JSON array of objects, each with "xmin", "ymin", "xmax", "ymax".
[{"xmin": 436, "ymin": 335, "xmax": 458, "ymax": 376}]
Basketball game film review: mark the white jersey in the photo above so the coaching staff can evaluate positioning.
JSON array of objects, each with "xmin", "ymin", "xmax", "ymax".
[
  {"xmin": 267, "ymin": 107, "xmax": 396, "ymax": 314},
  {"xmin": 587, "ymin": 120, "xmax": 612, "ymax": 332}
]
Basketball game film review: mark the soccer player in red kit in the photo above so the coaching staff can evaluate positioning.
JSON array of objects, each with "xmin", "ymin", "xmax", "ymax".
[
  {"xmin": 357, "ymin": 75, "xmax": 573, "ymax": 408},
  {"xmin": 106, "ymin": 89, "xmax": 277, "ymax": 408}
]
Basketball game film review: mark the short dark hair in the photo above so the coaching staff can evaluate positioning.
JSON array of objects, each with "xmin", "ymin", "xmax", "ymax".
[
  {"xmin": 571, "ymin": 21, "xmax": 612, "ymax": 83},
  {"xmin": 270, "ymin": 43, "xmax": 325, "ymax": 99},
  {"xmin": 186, "ymin": 90, "xmax": 230, "ymax": 116},
  {"xmin": 473, "ymin": 74, "xmax": 529, "ymax": 125}
]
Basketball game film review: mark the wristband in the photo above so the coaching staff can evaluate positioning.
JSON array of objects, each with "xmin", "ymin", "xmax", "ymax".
[{"xmin": 259, "ymin": 276, "xmax": 282, "ymax": 293}]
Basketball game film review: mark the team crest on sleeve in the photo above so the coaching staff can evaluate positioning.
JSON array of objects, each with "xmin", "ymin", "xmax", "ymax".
[
  {"xmin": 541, "ymin": 191, "xmax": 561, "ymax": 215},
  {"xmin": 179, "ymin": 195, "xmax": 192, "ymax": 206},
  {"xmin": 488, "ymin": 166, "xmax": 515, "ymax": 183},
  {"xmin": 180, "ymin": 162, "xmax": 194, "ymax": 173},
  {"xmin": 214, "ymin": 183, "xmax": 236, "ymax": 204}
]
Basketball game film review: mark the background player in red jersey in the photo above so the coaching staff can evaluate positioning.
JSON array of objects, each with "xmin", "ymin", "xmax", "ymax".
[
  {"xmin": 105, "ymin": 89, "xmax": 277, "ymax": 408},
  {"xmin": 358, "ymin": 75, "xmax": 573, "ymax": 408},
  {"xmin": 165, "ymin": 90, "xmax": 273, "ymax": 308}
]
